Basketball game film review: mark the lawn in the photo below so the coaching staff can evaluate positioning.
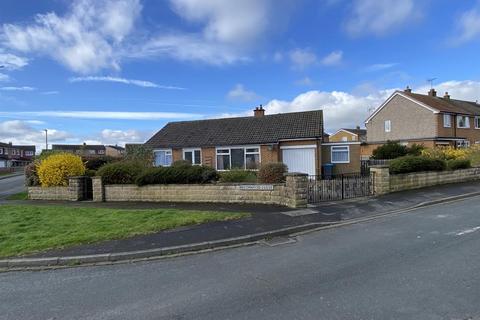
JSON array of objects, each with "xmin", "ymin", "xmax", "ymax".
[
  {"xmin": 5, "ymin": 192, "xmax": 28, "ymax": 200},
  {"xmin": 0, "ymin": 205, "xmax": 250, "ymax": 258}
]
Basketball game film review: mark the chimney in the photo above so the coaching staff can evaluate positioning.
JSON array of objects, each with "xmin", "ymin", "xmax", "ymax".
[
  {"xmin": 444, "ymin": 92, "xmax": 450, "ymax": 100},
  {"xmin": 356, "ymin": 125, "xmax": 360, "ymax": 130},
  {"xmin": 83, "ymin": 142, "xmax": 86, "ymax": 146},
  {"xmin": 404, "ymin": 86, "xmax": 412, "ymax": 93},
  {"xmin": 254, "ymin": 105, "xmax": 265, "ymax": 118},
  {"xmin": 428, "ymin": 88, "xmax": 437, "ymax": 97}
]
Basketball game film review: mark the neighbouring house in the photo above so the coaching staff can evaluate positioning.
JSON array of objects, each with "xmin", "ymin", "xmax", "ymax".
[
  {"xmin": 0, "ymin": 142, "xmax": 36, "ymax": 167},
  {"xmin": 329, "ymin": 126, "xmax": 367, "ymax": 142},
  {"xmin": 144, "ymin": 106, "xmax": 361, "ymax": 175},
  {"xmin": 363, "ymin": 87, "xmax": 480, "ymax": 157},
  {"xmin": 105, "ymin": 145, "xmax": 125, "ymax": 158},
  {"xmin": 52, "ymin": 143, "xmax": 107, "ymax": 157}
]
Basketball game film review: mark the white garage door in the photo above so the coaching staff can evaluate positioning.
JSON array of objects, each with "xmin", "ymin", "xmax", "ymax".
[{"xmin": 282, "ymin": 147, "xmax": 316, "ymax": 176}]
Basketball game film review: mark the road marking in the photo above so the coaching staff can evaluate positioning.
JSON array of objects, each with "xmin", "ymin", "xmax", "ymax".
[{"xmin": 456, "ymin": 226, "xmax": 480, "ymax": 236}]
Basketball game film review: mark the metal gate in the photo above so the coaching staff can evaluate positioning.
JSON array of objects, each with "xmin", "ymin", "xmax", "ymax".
[{"xmin": 308, "ymin": 173, "xmax": 374, "ymax": 203}]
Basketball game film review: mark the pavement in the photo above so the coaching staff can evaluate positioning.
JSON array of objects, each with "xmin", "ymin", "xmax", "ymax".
[
  {"xmin": 1, "ymin": 196, "xmax": 480, "ymax": 319},
  {"xmin": 0, "ymin": 174, "xmax": 25, "ymax": 199},
  {"xmin": 2, "ymin": 180, "xmax": 480, "ymax": 265}
]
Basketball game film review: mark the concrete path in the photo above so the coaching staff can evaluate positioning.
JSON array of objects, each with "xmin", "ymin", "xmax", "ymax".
[{"xmin": 2, "ymin": 196, "xmax": 480, "ymax": 320}]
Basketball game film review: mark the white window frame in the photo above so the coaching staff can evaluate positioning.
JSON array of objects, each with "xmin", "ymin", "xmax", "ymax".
[
  {"xmin": 384, "ymin": 120, "xmax": 391, "ymax": 133},
  {"xmin": 183, "ymin": 148, "xmax": 202, "ymax": 165},
  {"xmin": 0, "ymin": 148, "xmax": 3, "ymax": 155},
  {"xmin": 457, "ymin": 115, "xmax": 470, "ymax": 128},
  {"xmin": 341, "ymin": 136, "xmax": 348, "ymax": 142},
  {"xmin": 153, "ymin": 149, "xmax": 173, "ymax": 167},
  {"xmin": 25, "ymin": 151, "xmax": 34, "ymax": 156},
  {"xmin": 215, "ymin": 146, "xmax": 261, "ymax": 171},
  {"xmin": 331, "ymin": 146, "xmax": 350, "ymax": 164},
  {"xmin": 456, "ymin": 140, "xmax": 471, "ymax": 148},
  {"xmin": 443, "ymin": 114, "xmax": 452, "ymax": 128},
  {"xmin": 97, "ymin": 149, "xmax": 105, "ymax": 155},
  {"xmin": 475, "ymin": 116, "xmax": 480, "ymax": 129}
]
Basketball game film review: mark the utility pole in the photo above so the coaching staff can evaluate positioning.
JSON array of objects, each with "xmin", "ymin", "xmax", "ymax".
[{"xmin": 44, "ymin": 129, "xmax": 48, "ymax": 151}]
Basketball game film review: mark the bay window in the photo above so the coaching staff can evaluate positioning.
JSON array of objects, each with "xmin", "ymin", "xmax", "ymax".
[
  {"xmin": 331, "ymin": 146, "xmax": 350, "ymax": 163},
  {"xmin": 183, "ymin": 149, "xmax": 202, "ymax": 165},
  {"xmin": 153, "ymin": 149, "xmax": 172, "ymax": 167},
  {"xmin": 216, "ymin": 147, "xmax": 260, "ymax": 170}
]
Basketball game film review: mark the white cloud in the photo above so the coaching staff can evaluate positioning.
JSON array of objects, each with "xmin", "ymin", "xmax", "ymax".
[
  {"xmin": 0, "ymin": 120, "xmax": 71, "ymax": 151},
  {"xmin": 0, "ymin": 51, "xmax": 28, "ymax": 70},
  {"xmin": 69, "ymin": 76, "xmax": 185, "ymax": 90},
  {"xmin": 363, "ymin": 63, "xmax": 398, "ymax": 72},
  {"xmin": 0, "ymin": 110, "xmax": 202, "ymax": 121},
  {"xmin": 100, "ymin": 129, "xmax": 147, "ymax": 144},
  {"xmin": 227, "ymin": 84, "xmax": 260, "ymax": 102},
  {"xmin": 1, "ymin": 0, "xmax": 142, "ymax": 74},
  {"xmin": 321, "ymin": 50, "xmax": 343, "ymax": 66},
  {"xmin": 415, "ymin": 80, "xmax": 480, "ymax": 102},
  {"xmin": 295, "ymin": 77, "xmax": 314, "ymax": 86},
  {"xmin": 0, "ymin": 86, "xmax": 36, "ymax": 91},
  {"xmin": 0, "ymin": 73, "xmax": 10, "ymax": 82},
  {"xmin": 451, "ymin": 2, "xmax": 480, "ymax": 44},
  {"xmin": 345, "ymin": 0, "xmax": 417, "ymax": 36},
  {"xmin": 289, "ymin": 48, "xmax": 318, "ymax": 70}
]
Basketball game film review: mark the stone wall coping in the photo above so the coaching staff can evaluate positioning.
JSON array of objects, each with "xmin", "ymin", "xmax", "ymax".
[{"xmin": 390, "ymin": 167, "xmax": 479, "ymax": 177}]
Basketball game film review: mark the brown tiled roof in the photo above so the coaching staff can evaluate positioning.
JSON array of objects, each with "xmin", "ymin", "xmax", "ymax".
[
  {"xmin": 52, "ymin": 144, "xmax": 106, "ymax": 151},
  {"xmin": 402, "ymin": 91, "xmax": 480, "ymax": 115},
  {"xmin": 145, "ymin": 110, "xmax": 324, "ymax": 148}
]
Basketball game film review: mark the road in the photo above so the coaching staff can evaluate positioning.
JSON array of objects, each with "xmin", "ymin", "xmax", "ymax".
[
  {"xmin": 1, "ymin": 197, "xmax": 480, "ymax": 320},
  {"xmin": 0, "ymin": 174, "xmax": 24, "ymax": 199}
]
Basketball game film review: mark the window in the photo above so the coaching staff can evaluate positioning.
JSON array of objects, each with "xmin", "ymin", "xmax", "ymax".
[
  {"xmin": 25, "ymin": 151, "xmax": 34, "ymax": 156},
  {"xmin": 88, "ymin": 149, "xmax": 96, "ymax": 155},
  {"xmin": 98, "ymin": 150, "xmax": 105, "ymax": 155},
  {"xmin": 443, "ymin": 114, "xmax": 452, "ymax": 128},
  {"xmin": 216, "ymin": 147, "xmax": 260, "ymax": 170},
  {"xmin": 457, "ymin": 116, "xmax": 470, "ymax": 128},
  {"xmin": 153, "ymin": 149, "xmax": 172, "ymax": 167},
  {"xmin": 183, "ymin": 149, "xmax": 202, "ymax": 165},
  {"xmin": 0, "ymin": 148, "xmax": 3, "ymax": 155},
  {"xmin": 331, "ymin": 146, "xmax": 350, "ymax": 163},
  {"xmin": 456, "ymin": 140, "xmax": 470, "ymax": 148},
  {"xmin": 384, "ymin": 120, "xmax": 391, "ymax": 132},
  {"xmin": 475, "ymin": 116, "xmax": 480, "ymax": 129},
  {"xmin": 341, "ymin": 137, "xmax": 348, "ymax": 142}
]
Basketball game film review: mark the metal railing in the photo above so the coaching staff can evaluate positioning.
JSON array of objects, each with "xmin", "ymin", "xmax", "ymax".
[{"xmin": 308, "ymin": 173, "xmax": 374, "ymax": 203}]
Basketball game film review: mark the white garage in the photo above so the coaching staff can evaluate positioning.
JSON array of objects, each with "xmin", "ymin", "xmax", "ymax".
[{"xmin": 281, "ymin": 146, "xmax": 316, "ymax": 176}]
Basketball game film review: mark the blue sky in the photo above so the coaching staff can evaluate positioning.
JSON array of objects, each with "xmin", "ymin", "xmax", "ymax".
[{"xmin": 0, "ymin": 0, "xmax": 479, "ymax": 151}]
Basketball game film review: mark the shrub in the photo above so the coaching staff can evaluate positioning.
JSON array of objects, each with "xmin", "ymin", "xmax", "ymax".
[
  {"xmin": 96, "ymin": 161, "xmax": 145, "ymax": 184},
  {"xmin": 257, "ymin": 162, "xmax": 287, "ymax": 183},
  {"xmin": 406, "ymin": 144, "xmax": 425, "ymax": 156},
  {"xmin": 171, "ymin": 160, "xmax": 192, "ymax": 169},
  {"xmin": 85, "ymin": 169, "xmax": 97, "ymax": 177},
  {"xmin": 24, "ymin": 162, "xmax": 40, "ymax": 187},
  {"xmin": 125, "ymin": 145, "xmax": 153, "ymax": 166},
  {"xmin": 389, "ymin": 156, "xmax": 446, "ymax": 174},
  {"xmin": 446, "ymin": 159, "xmax": 471, "ymax": 170},
  {"xmin": 372, "ymin": 141, "xmax": 408, "ymax": 159},
  {"xmin": 422, "ymin": 146, "xmax": 469, "ymax": 160},
  {"xmin": 37, "ymin": 153, "xmax": 86, "ymax": 187},
  {"xmin": 135, "ymin": 165, "xmax": 218, "ymax": 186},
  {"xmin": 83, "ymin": 156, "xmax": 117, "ymax": 171},
  {"xmin": 219, "ymin": 170, "xmax": 257, "ymax": 183}
]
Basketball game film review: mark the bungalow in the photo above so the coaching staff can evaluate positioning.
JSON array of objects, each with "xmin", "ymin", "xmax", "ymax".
[
  {"xmin": 52, "ymin": 143, "xmax": 107, "ymax": 157},
  {"xmin": 329, "ymin": 126, "xmax": 367, "ymax": 143},
  {"xmin": 145, "ymin": 106, "xmax": 361, "ymax": 175}
]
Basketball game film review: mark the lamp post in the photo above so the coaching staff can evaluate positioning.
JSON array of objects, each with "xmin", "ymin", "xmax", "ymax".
[{"xmin": 44, "ymin": 129, "xmax": 48, "ymax": 151}]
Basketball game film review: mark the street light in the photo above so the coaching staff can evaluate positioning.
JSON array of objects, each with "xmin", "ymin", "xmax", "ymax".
[{"xmin": 44, "ymin": 129, "xmax": 48, "ymax": 151}]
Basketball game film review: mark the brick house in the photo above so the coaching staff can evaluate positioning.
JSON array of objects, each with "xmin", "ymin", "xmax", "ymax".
[
  {"xmin": 145, "ymin": 107, "xmax": 361, "ymax": 175},
  {"xmin": 52, "ymin": 143, "xmax": 107, "ymax": 157},
  {"xmin": 363, "ymin": 87, "xmax": 480, "ymax": 156},
  {"xmin": 329, "ymin": 126, "xmax": 367, "ymax": 143},
  {"xmin": 0, "ymin": 142, "xmax": 36, "ymax": 167}
]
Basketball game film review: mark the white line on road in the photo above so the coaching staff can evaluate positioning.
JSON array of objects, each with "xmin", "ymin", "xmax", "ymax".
[{"xmin": 456, "ymin": 226, "xmax": 480, "ymax": 236}]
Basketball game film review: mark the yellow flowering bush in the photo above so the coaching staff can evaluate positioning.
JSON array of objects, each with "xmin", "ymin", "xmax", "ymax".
[
  {"xmin": 421, "ymin": 146, "xmax": 469, "ymax": 160},
  {"xmin": 37, "ymin": 153, "xmax": 86, "ymax": 187}
]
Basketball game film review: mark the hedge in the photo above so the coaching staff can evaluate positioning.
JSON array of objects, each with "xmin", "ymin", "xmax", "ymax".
[
  {"xmin": 446, "ymin": 159, "xmax": 471, "ymax": 170},
  {"xmin": 96, "ymin": 161, "xmax": 145, "ymax": 184},
  {"xmin": 135, "ymin": 165, "xmax": 218, "ymax": 186},
  {"xmin": 219, "ymin": 170, "xmax": 257, "ymax": 183},
  {"xmin": 389, "ymin": 156, "xmax": 446, "ymax": 174},
  {"xmin": 257, "ymin": 162, "xmax": 287, "ymax": 183}
]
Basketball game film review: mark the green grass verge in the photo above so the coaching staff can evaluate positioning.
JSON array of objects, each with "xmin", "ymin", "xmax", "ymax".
[
  {"xmin": 0, "ymin": 205, "xmax": 250, "ymax": 258},
  {"xmin": 5, "ymin": 192, "xmax": 28, "ymax": 200}
]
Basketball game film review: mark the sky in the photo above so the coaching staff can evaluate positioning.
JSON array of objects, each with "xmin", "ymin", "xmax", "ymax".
[{"xmin": 0, "ymin": 0, "xmax": 480, "ymax": 152}]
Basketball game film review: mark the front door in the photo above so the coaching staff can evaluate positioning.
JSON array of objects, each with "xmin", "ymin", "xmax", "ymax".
[{"xmin": 281, "ymin": 147, "xmax": 316, "ymax": 176}]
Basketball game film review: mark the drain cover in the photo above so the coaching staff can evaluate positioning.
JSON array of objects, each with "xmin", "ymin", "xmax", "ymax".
[{"xmin": 260, "ymin": 236, "xmax": 297, "ymax": 247}]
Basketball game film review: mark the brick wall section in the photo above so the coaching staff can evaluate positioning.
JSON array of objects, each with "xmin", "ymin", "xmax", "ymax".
[
  {"xmin": 370, "ymin": 166, "xmax": 480, "ymax": 194},
  {"xmin": 28, "ymin": 176, "xmax": 85, "ymax": 201},
  {"xmin": 93, "ymin": 174, "xmax": 309, "ymax": 208}
]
